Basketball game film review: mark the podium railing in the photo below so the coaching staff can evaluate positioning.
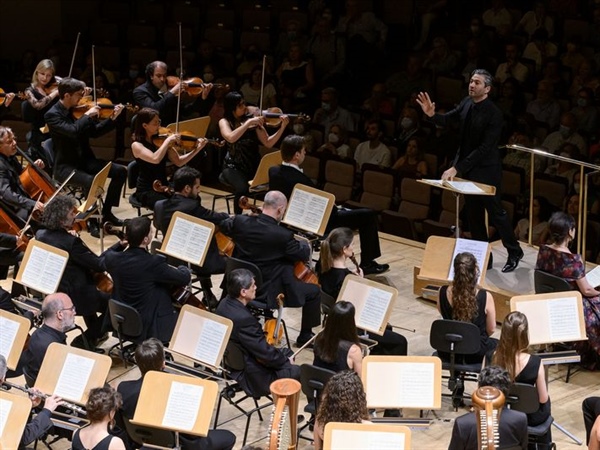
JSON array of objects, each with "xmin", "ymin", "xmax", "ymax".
[{"xmin": 508, "ymin": 144, "xmax": 600, "ymax": 264}]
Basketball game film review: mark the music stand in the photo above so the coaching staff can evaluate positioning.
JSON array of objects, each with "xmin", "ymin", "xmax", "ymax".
[
  {"xmin": 362, "ymin": 355, "xmax": 442, "ymax": 424},
  {"xmin": 130, "ymin": 371, "xmax": 219, "ymax": 447},
  {"xmin": 0, "ymin": 310, "xmax": 31, "ymax": 371},
  {"xmin": 248, "ymin": 150, "xmax": 283, "ymax": 193},
  {"xmin": 159, "ymin": 211, "xmax": 215, "ymax": 268},
  {"xmin": 77, "ymin": 161, "xmax": 112, "ymax": 251},
  {"xmin": 337, "ymin": 275, "xmax": 397, "ymax": 336},
  {"xmin": 419, "ymin": 177, "xmax": 495, "ymax": 237},
  {"xmin": 34, "ymin": 343, "xmax": 111, "ymax": 406},
  {"xmin": 0, "ymin": 390, "xmax": 32, "ymax": 449},
  {"xmin": 167, "ymin": 117, "xmax": 210, "ymax": 138},
  {"xmin": 323, "ymin": 422, "xmax": 412, "ymax": 450},
  {"xmin": 282, "ymin": 184, "xmax": 335, "ymax": 237},
  {"xmin": 167, "ymin": 305, "xmax": 233, "ymax": 377},
  {"xmin": 16, "ymin": 239, "xmax": 69, "ymax": 295}
]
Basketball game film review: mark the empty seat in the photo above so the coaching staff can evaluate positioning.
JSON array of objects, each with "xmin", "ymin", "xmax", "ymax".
[
  {"xmin": 323, "ymin": 158, "xmax": 356, "ymax": 204},
  {"xmin": 347, "ymin": 164, "xmax": 396, "ymax": 212},
  {"xmin": 381, "ymin": 178, "xmax": 431, "ymax": 241}
]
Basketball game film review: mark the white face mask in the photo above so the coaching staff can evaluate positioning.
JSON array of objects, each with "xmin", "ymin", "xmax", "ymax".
[
  {"xmin": 328, "ymin": 133, "xmax": 339, "ymax": 143},
  {"xmin": 293, "ymin": 124, "xmax": 305, "ymax": 134}
]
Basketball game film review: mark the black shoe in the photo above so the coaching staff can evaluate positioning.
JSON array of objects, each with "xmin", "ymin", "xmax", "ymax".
[
  {"xmin": 502, "ymin": 248, "xmax": 524, "ymax": 273},
  {"xmin": 203, "ymin": 292, "xmax": 219, "ymax": 310},
  {"xmin": 87, "ymin": 219, "xmax": 100, "ymax": 238},
  {"xmin": 295, "ymin": 332, "xmax": 315, "ymax": 347},
  {"xmin": 487, "ymin": 253, "xmax": 493, "ymax": 270},
  {"xmin": 103, "ymin": 212, "xmax": 125, "ymax": 226},
  {"xmin": 361, "ymin": 261, "xmax": 390, "ymax": 275}
]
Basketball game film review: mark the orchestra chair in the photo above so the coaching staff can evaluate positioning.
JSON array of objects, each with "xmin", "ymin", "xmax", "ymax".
[
  {"xmin": 381, "ymin": 177, "xmax": 432, "ymax": 242},
  {"xmin": 507, "ymin": 383, "xmax": 556, "ymax": 450},
  {"xmin": 126, "ymin": 160, "xmax": 153, "ymax": 218},
  {"xmin": 319, "ymin": 289, "xmax": 336, "ymax": 320},
  {"xmin": 123, "ymin": 416, "xmax": 175, "ymax": 448},
  {"xmin": 429, "ymin": 319, "xmax": 482, "ymax": 410},
  {"xmin": 213, "ymin": 339, "xmax": 274, "ymax": 446},
  {"xmin": 297, "ymin": 364, "xmax": 336, "ymax": 443},
  {"xmin": 108, "ymin": 298, "xmax": 143, "ymax": 367},
  {"xmin": 345, "ymin": 164, "xmax": 397, "ymax": 213}
]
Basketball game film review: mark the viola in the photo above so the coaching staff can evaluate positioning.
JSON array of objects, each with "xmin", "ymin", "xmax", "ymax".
[
  {"xmin": 151, "ymin": 127, "xmax": 224, "ymax": 154},
  {"xmin": 238, "ymin": 196, "xmax": 262, "ymax": 215},
  {"xmin": 264, "ymin": 294, "xmax": 285, "ymax": 346},
  {"xmin": 71, "ymin": 96, "xmax": 137, "ymax": 120},
  {"xmin": 166, "ymin": 76, "xmax": 229, "ymax": 97},
  {"xmin": 94, "ymin": 272, "xmax": 114, "ymax": 294},
  {"xmin": 244, "ymin": 106, "xmax": 310, "ymax": 127}
]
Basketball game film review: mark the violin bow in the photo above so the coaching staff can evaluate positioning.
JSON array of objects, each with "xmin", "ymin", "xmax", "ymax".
[
  {"xmin": 175, "ymin": 22, "xmax": 183, "ymax": 134},
  {"xmin": 91, "ymin": 45, "xmax": 97, "ymax": 104},
  {"xmin": 258, "ymin": 54, "xmax": 266, "ymax": 120},
  {"xmin": 20, "ymin": 192, "xmax": 43, "ymax": 237},
  {"xmin": 67, "ymin": 32, "xmax": 81, "ymax": 78}
]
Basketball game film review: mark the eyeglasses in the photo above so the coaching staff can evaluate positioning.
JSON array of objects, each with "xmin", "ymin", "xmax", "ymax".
[{"xmin": 60, "ymin": 305, "xmax": 76, "ymax": 312}]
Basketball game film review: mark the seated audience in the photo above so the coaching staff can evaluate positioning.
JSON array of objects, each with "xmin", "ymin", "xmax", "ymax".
[
  {"xmin": 276, "ymin": 43, "xmax": 314, "ymax": 112},
  {"xmin": 570, "ymin": 87, "xmax": 599, "ymax": 139},
  {"xmin": 354, "ymin": 119, "xmax": 391, "ymax": 169},
  {"xmin": 361, "ymin": 82, "xmax": 395, "ymax": 118},
  {"xmin": 239, "ymin": 65, "xmax": 277, "ymax": 108},
  {"xmin": 526, "ymin": 80, "xmax": 561, "ymax": 130},
  {"xmin": 523, "ymin": 28, "xmax": 558, "ymax": 73},
  {"xmin": 392, "ymin": 136, "xmax": 428, "ymax": 179},
  {"xmin": 317, "ymin": 123, "xmax": 351, "ymax": 158},
  {"xmin": 514, "ymin": 195, "xmax": 552, "ymax": 246},
  {"xmin": 313, "ymin": 87, "xmax": 356, "ymax": 134},
  {"xmin": 541, "ymin": 112, "xmax": 587, "ymax": 155},
  {"xmin": 423, "ymin": 37, "xmax": 459, "ymax": 75},
  {"xmin": 516, "ymin": 1, "xmax": 554, "ymax": 39}
]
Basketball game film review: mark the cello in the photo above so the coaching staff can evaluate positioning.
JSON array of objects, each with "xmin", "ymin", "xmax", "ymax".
[{"xmin": 16, "ymin": 145, "xmax": 58, "ymax": 203}]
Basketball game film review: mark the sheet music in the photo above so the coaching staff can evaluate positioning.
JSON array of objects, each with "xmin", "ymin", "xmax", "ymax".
[
  {"xmin": 0, "ymin": 398, "xmax": 11, "ymax": 437},
  {"xmin": 54, "ymin": 353, "xmax": 95, "ymax": 401},
  {"xmin": 162, "ymin": 381, "xmax": 203, "ymax": 431},
  {"xmin": 586, "ymin": 265, "xmax": 600, "ymax": 288},
  {"xmin": 21, "ymin": 245, "xmax": 67, "ymax": 294},
  {"xmin": 548, "ymin": 297, "xmax": 581, "ymax": 341},
  {"xmin": 193, "ymin": 319, "xmax": 228, "ymax": 367},
  {"xmin": 358, "ymin": 287, "xmax": 392, "ymax": 332},
  {"xmin": 0, "ymin": 316, "xmax": 19, "ymax": 360},
  {"xmin": 330, "ymin": 429, "xmax": 405, "ymax": 450},
  {"xmin": 284, "ymin": 188, "xmax": 329, "ymax": 234},
  {"xmin": 444, "ymin": 180, "xmax": 484, "ymax": 194},
  {"xmin": 421, "ymin": 179, "xmax": 444, "ymax": 187},
  {"xmin": 165, "ymin": 216, "xmax": 211, "ymax": 265},
  {"xmin": 448, "ymin": 238, "xmax": 489, "ymax": 283},
  {"xmin": 366, "ymin": 362, "xmax": 435, "ymax": 408}
]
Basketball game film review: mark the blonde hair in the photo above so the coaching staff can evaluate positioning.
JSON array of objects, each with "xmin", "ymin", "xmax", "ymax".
[{"xmin": 31, "ymin": 59, "xmax": 55, "ymax": 86}]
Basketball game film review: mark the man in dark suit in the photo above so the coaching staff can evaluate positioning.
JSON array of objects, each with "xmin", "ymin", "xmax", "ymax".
[
  {"xmin": 269, "ymin": 134, "xmax": 389, "ymax": 275},
  {"xmin": 117, "ymin": 338, "xmax": 236, "ymax": 450},
  {"xmin": 102, "ymin": 216, "xmax": 191, "ymax": 343},
  {"xmin": 0, "ymin": 232, "xmax": 24, "ymax": 282},
  {"xmin": 417, "ymin": 69, "xmax": 524, "ymax": 273},
  {"xmin": 216, "ymin": 268, "xmax": 301, "ymax": 396},
  {"xmin": 35, "ymin": 195, "xmax": 109, "ymax": 345},
  {"xmin": 220, "ymin": 191, "xmax": 321, "ymax": 346},
  {"xmin": 448, "ymin": 366, "xmax": 528, "ymax": 450},
  {"xmin": 0, "ymin": 126, "xmax": 44, "ymax": 222},
  {"xmin": 132, "ymin": 61, "xmax": 213, "ymax": 126},
  {"xmin": 44, "ymin": 78, "xmax": 126, "ymax": 225},
  {"xmin": 154, "ymin": 167, "xmax": 228, "ymax": 307}
]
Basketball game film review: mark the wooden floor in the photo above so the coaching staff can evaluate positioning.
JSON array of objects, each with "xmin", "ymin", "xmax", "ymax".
[{"xmin": 3, "ymin": 190, "xmax": 597, "ymax": 450}]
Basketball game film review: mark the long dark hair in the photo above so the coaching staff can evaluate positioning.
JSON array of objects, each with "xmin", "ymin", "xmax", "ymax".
[
  {"xmin": 132, "ymin": 107, "xmax": 159, "ymax": 143},
  {"xmin": 314, "ymin": 300, "xmax": 359, "ymax": 363},
  {"xmin": 320, "ymin": 227, "xmax": 354, "ymax": 273},
  {"xmin": 547, "ymin": 211, "xmax": 575, "ymax": 245},
  {"xmin": 450, "ymin": 252, "xmax": 479, "ymax": 322},
  {"xmin": 223, "ymin": 91, "xmax": 244, "ymax": 124}
]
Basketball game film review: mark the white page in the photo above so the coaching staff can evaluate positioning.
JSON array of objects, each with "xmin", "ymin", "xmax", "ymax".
[
  {"xmin": 448, "ymin": 238, "xmax": 489, "ymax": 283},
  {"xmin": 330, "ymin": 429, "xmax": 405, "ymax": 450},
  {"xmin": 445, "ymin": 180, "xmax": 484, "ymax": 194},
  {"xmin": 357, "ymin": 287, "xmax": 392, "ymax": 333},
  {"xmin": 0, "ymin": 398, "xmax": 12, "ymax": 437},
  {"xmin": 194, "ymin": 319, "xmax": 228, "ymax": 367},
  {"xmin": 21, "ymin": 245, "xmax": 67, "ymax": 294},
  {"xmin": 284, "ymin": 188, "xmax": 329, "ymax": 234},
  {"xmin": 162, "ymin": 381, "xmax": 203, "ymax": 431},
  {"xmin": 366, "ymin": 362, "xmax": 435, "ymax": 408},
  {"xmin": 165, "ymin": 217, "xmax": 211, "ymax": 265},
  {"xmin": 586, "ymin": 265, "xmax": 600, "ymax": 288},
  {"xmin": 547, "ymin": 297, "xmax": 581, "ymax": 341},
  {"xmin": 421, "ymin": 179, "xmax": 444, "ymax": 187},
  {"xmin": 53, "ymin": 353, "xmax": 95, "ymax": 401},
  {"xmin": 0, "ymin": 316, "xmax": 20, "ymax": 360}
]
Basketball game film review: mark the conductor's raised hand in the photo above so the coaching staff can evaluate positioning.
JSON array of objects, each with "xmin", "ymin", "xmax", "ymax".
[{"xmin": 416, "ymin": 92, "xmax": 436, "ymax": 117}]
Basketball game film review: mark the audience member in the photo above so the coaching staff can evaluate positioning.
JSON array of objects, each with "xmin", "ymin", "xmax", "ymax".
[
  {"xmin": 313, "ymin": 87, "xmax": 356, "ymax": 133},
  {"xmin": 423, "ymin": 37, "xmax": 459, "ymax": 76},
  {"xmin": 560, "ymin": 36, "xmax": 586, "ymax": 74},
  {"xmin": 306, "ymin": 17, "xmax": 346, "ymax": 87},
  {"xmin": 570, "ymin": 87, "xmax": 599, "ymax": 139},
  {"xmin": 276, "ymin": 43, "xmax": 315, "ymax": 112},
  {"xmin": 541, "ymin": 112, "xmax": 588, "ymax": 155},
  {"xmin": 526, "ymin": 80, "xmax": 561, "ymax": 130},
  {"xmin": 354, "ymin": 119, "xmax": 391, "ymax": 169},
  {"xmin": 503, "ymin": 131, "xmax": 544, "ymax": 175},
  {"xmin": 496, "ymin": 78, "xmax": 527, "ymax": 129},
  {"xmin": 385, "ymin": 54, "xmax": 432, "ymax": 105},
  {"xmin": 495, "ymin": 41, "xmax": 529, "ymax": 85},
  {"xmin": 523, "ymin": 28, "xmax": 558, "ymax": 73},
  {"xmin": 482, "ymin": 0, "xmax": 513, "ymax": 37},
  {"xmin": 361, "ymin": 82, "xmax": 395, "ymax": 118},
  {"xmin": 516, "ymin": 1, "xmax": 554, "ymax": 39},
  {"xmin": 240, "ymin": 65, "xmax": 277, "ymax": 108},
  {"xmin": 514, "ymin": 195, "xmax": 552, "ymax": 245},
  {"xmin": 317, "ymin": 123, "xmax": 351, "ymax": 158},
  {"xmin": 568, "ymin": 60, "xmax": 600, "ymax": 100},
  {"xmin": 392, "ymin": 136, "xmax": 428, "ymax": 179}
]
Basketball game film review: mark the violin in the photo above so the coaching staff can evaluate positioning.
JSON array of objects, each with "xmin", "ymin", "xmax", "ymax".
[
  {"xmin": 151, "ymin": 127, "xmax": 224, "ymax": 154},
  {"xmin": 264, "ymin": 294, "xmax": 285, "ymax": 346},
  {"xmin": 166, "ymin": 76, "xmax": 229, "ymax": 96},
  {"xmin": 172, "ymin": 285, "xmax": 206, "ymax": 310},
  {"xmin": 71, "ymin": 96, "xmax": 137, "ymax": 120},
  {"xmin": 238, "ymin": 196, "xmax": 262, "ymax": 214},
  {"xmin": 0, "ymin": 88, "xmax": 25, "ymax": 106},
  {"xmin": 244, "ymin": 106, "xmax": 310, "ymax": 127}
]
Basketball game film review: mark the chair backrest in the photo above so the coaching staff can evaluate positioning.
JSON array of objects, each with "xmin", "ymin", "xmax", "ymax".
[
  {"xmin": 323, "ymin": 159, "xmax": 356, "ymax": 203},
  {"xmin": 300, "ymin": 364, "xmax": 336, "ymax": 404},
  {"xmin": 224, "ymin": 257, "xmax": 263, "ymax": 288},
  {"xmin": 358, "ymin": 165, "xmax": 396, "ymax": 211},
  {"xmin": 501, "ymin": 165, "xmax": 525, "ymax": 198},
  {"xmin": 302, "ymin": 154, "xmax": 321, "ymax": 185},
  {"xmin": 124, "ymin": 417, "xmax": 175, "ymax": 447},
  {"xmin": 429, "ymin": 319, "xmax": 481, "ymax": 355},
  {"xmin": 507, "ymin": 382, "xmax": 540, "ymax": 415},
  {"xmin": 108, "ymin": 298, "xmax": 144, "ymax": 339},
  {"xmin": 320, "ymin": 289, "xmax": 336, "ymax": 316},
  {"xmin": 398, "ymin": 178, "xmax": 431, "ymax": 220},
  {"xmin": 223, "ymin": 339, "xmax": 247, "ymax": 372},
  {"xmin": 533, "ymin": 174, "xmax": 568, "ymax": 209},
  {"xmin": 533, "ymin": 269, "xmax": 573, "ymax": 294},
  {"xmin": 127, "ymin": 160, "xmax": 139, "ymax": 189}
]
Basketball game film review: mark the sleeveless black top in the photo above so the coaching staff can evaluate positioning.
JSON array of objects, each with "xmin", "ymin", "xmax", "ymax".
[
  {"xmin": 71, "ymin": 430, "xmax": 113, "ymax": 450},
  {"xmin": 135, "ymin": 139, "xmax": 168, "ymax": 195},
  {"xmin": 223, "ymin": 122, "xmax": 260, "ymax": 177}
]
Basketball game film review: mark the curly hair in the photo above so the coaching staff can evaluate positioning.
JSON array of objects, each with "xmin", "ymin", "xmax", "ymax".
[
  {"xmin": 85, "ymin": 386, "xmax": 122, "ymax": 423},
  {"xmin": 41, "ymin": 195, "xmax": 77, "ymax": 230},
  {"xmin": 450, "ymin": 252, "xmax": 479, "ymax": 322},
  {"xmin": 491, "ymin": 311, "xmax": 529, "ymax": 381},
  {"xmin": 316, "ymin": 371, "xmax": 369, "ymax": 428}
]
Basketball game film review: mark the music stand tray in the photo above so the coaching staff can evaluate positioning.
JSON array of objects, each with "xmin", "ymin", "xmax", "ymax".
[
  {"xmin": 0, "ymin": 390, "xmax": 32, "ymax": 449},
  {"xmin": 248, "ymin": 150, "xmax": 283, "ymax": 192}
]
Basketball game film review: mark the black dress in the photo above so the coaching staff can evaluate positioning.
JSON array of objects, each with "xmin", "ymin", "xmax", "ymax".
[
  {"xmin": 134, "ymin": 139, "xmax": 169, "ymax": 209},
  {"xmin": 71, "ymin": 431, "xmax": 113, "ymax": 450},
  {"xmin": 313, "ymin": 339, "xmax": 353, "ymax": 372},
  {"xmin": 515, "ymin": 355, "xmax": 552, "ymax": 426},
  {"xmin": 438, "ymin": 285, "xmax": 497, "ymax": 363}
]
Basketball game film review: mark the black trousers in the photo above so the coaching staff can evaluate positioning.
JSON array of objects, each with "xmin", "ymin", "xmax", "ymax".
[
  {"xmin": 220, "ymin": 167, "xmax": 250, "ymax": 215},
  {"xmin": 327, "ymin": 207, "xmax": 382, "ymax": 263},
  {"xmin": 583, "ymin": 397, "xmax": 600, "ymax": 445}
]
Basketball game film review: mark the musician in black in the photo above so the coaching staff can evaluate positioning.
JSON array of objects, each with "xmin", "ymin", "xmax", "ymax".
[{"xmin": 103, "ymin": 216, "xmax": 190, "ymax": 343}]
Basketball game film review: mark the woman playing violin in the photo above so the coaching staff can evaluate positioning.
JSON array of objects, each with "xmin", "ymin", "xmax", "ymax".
[
  {"xmin": 131, "ymin": 107, "xmax": 209, "ymax": 209},
  {"xmin": 22, "ymin": 59, "xmax": 60, "ymax": 166},
  {"xmin": 219, "ymin": 91, "xmax": 289, "ymax": 214}
]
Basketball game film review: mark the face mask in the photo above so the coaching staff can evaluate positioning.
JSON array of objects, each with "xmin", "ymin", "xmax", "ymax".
[
  {"xmin": 559, "ymin": 125, "xmax": 572, "ymax": 138},
  {"xmin": 400, "ymin": 117, "xmax": 414, "ymax": 129},
  {"xmin": 293, "ymin": 124, "xmax": 305, "ymax": 134},
  {"xmin": 328, "ymin": 133, "xmax": 339, "ymax": 143},
  {"xmin": 129, "ymin": 70, "xmax": 138, "ymax": 78},
  {"xmin": 321, "ymin": 102, "xmax": 331, "ymax": 111},
  {"xmin": 577, "ymin": 98, "xmax": 588, "ymax": 107},
  {"xmin": 573, "ymin": 183, "xmax": 580, "ymax": 193},
  {"xmin": 203, "ymin": 73, "xmax": 215, "ymax": 82}
]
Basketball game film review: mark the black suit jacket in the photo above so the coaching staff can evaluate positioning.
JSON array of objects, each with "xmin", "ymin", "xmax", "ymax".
[
  {"xmin": 220, "ymin": 213, "xmax": 311, "ymax": 307},
  {"xmin": 0, "ymin": 154, "xmax": 35, "ymax": 216},
  {"xmin": 19, "ymin": 324, "xmax": 67, "ymax": 384},
  {"xmin": 430, "ymin": 96, "xmax": 504, "ymax": 187},
  {"xmin": 268, "ymin": 164, "xmax": 315, "ymax": 200},
  {"xmin": 216, "ymin": 295, "xmax": 292, "ymax": 396},
  {"xmin": 102, "ymin": 246, "xmax": 190, "ymax": 342},
  {"xmin": 154, "ymin": 194, "xmax": 229, "ymax": 274},
  {"xmin": 35, "ymin": 228, "xmax": 108, "ymax": 315},
  {"xmin": 44, "ymin": 101, "xmax": 115, "ymax": 178},
  {"xmin": 448, "ymin": 407, "xmax": 528, "ymax": 450},
  {"xmin": 0, "ymin": 232, "xmax": 17, "ymax": 253}
]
